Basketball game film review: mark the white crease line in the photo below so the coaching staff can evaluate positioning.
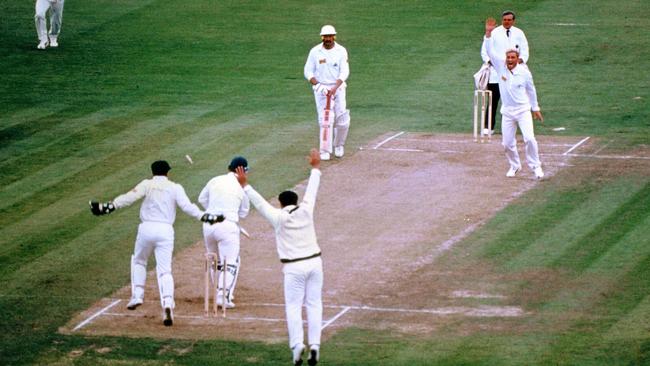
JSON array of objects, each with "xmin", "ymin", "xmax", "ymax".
[
  {"xmin": 104, "ymin": 312, "xmax": 285, "ymax": 322},
  {"xmin": 72, "ymin": 299, "xmax": 121, "ymax": 331},
  {"xmin": 374, "ymin": 131, "xmax": 405, "ymax": 149},
  {"xmin": 377, "ymin": 147, "xmax": 424, "ymax": 152},
  {"xmin": 544, "ymin": 153, "xmax": 650, "ymax": 160},
  {"xmin": 563, "ymin": 136, "xmax": 590, "ymax": 155},
  {"xmin": 321, "ymin": 306, "xmax": 351, "ymax": 330},
  {"xmin": 398, "ymin": 138, "xmax": 471, "ymax": 144},
  {"xmin": 399, "ymin": 138, "xmax": 577, "ymax": 148},
  {"xmin": 81, "ymin": 301, "xmax": 524, "ymax": 328},
  {"xmin": 592, "ymin": 140, "xmax": 612, "ymax": 155},
  {"xmin": 349, "ymin": 305, "xmax": 523, "ymax": 317}
]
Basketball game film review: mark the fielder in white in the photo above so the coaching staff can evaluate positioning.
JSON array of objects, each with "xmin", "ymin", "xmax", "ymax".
[
  {"xmin": 198, "ymin": 156, "xmax": 250, "ymax": 309},
  {"xmin": 304, "ymin": 25, "xmax": 350, "ymax": 161},
  {"xmin": 90, "ymin": 160, "xmax": 222, "ymax": 326},
  {"xmin": 35, "ymin": 0, "xmax": 65, "ymax": 50},
  {"xmin": 236, "ymin": 149, "xmax": 323, "ymax": 366},
  {"xmin": 484, "ymin": 17, "xmax": 545, "ymax": 179}
]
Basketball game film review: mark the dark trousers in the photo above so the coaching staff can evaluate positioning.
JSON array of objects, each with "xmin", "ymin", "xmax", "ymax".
[{"xmin": 484, "ymin": 83, "xmax": 500, "ymax": 131}]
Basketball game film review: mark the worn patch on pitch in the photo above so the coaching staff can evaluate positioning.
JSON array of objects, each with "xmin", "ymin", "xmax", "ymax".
[{"xmin": 61, "ymin": 132, "xmax": 595, "ymax": 341}]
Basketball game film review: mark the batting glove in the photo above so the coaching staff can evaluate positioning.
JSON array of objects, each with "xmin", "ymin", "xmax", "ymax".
[
  {"xmin": 89, "ymin": 201, "xmax": 116, "ymax": 216},
  {"xmin": 312, "ymin": 83, "xmax": 329, "ymax": 96},
  {"xmin": 201, "ymin": 213, "xmax": 225, "ymax": 225}
]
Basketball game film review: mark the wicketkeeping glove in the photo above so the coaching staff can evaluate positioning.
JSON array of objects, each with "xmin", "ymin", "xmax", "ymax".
[
  {"xmin": 201, "ymin": 213, "xmax": 226, "ymax": 225},
  {"xmin": 89, "ymin": 201, "xmax": 116, "ymax": 216},
  {"xmin": 312, "ymin": 83, "xmax": 329, "ymax": 96}
]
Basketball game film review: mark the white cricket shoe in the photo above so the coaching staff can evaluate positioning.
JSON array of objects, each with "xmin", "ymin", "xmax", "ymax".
[
  {"xmin": 319, "ymin": 152, "xmax": 330, "ymax": 161},
  {"xmin": 163, "ymin": 307, "xmax": 174, "ymax": 326},
  {"xmin": 49, "ymin": 37, "xmax": 58, "ymax": 47},
  {"xmin": 215, "ymin": 291, "xmax": 235, "ymax": 309},
  {"xmin": 292, "ymin": 344, "xmax": 305, "ymax": 365},
  {"xmin": 534, "ymin": 166, "xmax": 545, "ymax": 179},
  {"xmin": 506, "ymin": 166, "xmax": 520, "ymax": 178},
  {"xmin": 334, "ymin": 146, "xmax": 344, "ymax": 158},
  {"xmin": 308, "ymin": 345, "xmax": 320, "ymax": 366},
  {"xmin": 482, "ymin": 128, "xmax": 490, "ymax": 135},
  {"xmin": 37, "ymin": 40, "xmax": 48, "ymax": 50},
  {"xmin": 126, "ymin": 297, "xmax": 143, "ymax": 310}
]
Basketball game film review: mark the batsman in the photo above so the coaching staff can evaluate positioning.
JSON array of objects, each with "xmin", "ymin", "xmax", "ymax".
[{"xmin": 304, "ymin": 24, "xmax": 351, "ymax": 161}]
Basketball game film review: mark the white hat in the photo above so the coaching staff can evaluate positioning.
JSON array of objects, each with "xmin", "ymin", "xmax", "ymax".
[{"xmin": 320, "ymin": 25, "xmax": 336, "ymax": 36}]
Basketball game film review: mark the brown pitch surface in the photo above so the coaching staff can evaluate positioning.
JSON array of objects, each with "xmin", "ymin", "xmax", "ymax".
[{"xmin": 61, "ymin": 132, "xmax": 590, "ymax": 342}]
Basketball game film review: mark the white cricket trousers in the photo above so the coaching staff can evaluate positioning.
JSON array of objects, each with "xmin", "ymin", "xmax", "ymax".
[
  {"xmin": 35, "ymin": 0, "xmax": 64, "ymax": 42},
  {"xmin": 313, "ymin": 87, "xmax": 350, "ymax": 152},
  {"xmin": 501, "ymin": 108, "xmax": 542, "ymax": 171},
  {"xmin": 131, "ymin": 221, "xmax": 175, "ymax": 309},
  {"xmin": 283, "ymin": 256, "xmax": 323, "ymax": 350},
  {"xmin": 203, "ymin": 221, "xmax": 241, "ymax": 299}
]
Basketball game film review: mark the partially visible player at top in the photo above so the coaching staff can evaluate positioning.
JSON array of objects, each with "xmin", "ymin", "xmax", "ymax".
[
  {"xmin": 89, "ymin": 160, "xmax": 222, "ymax": 326},
  {"xmin": 304, "ymin": 25, "xmax": 351, "ymax": 161},
  {"xmin": 34, "ymin": 0, "xmax": 65, "ymax": 49}
]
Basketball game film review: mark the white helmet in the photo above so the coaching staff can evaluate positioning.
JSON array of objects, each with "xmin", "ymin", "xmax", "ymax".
[{"xmin": 320, "ymin": 25, "xmax": 337, "ymax": 36}]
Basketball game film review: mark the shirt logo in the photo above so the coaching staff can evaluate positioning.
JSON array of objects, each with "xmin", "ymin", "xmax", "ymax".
[
  {"xmin": 333, "ymin": 63, "xmax": 338, "ymax": 67},
  {"xmin": 319, "ymin": 59, "xmax": 326, "ymax": 64}
]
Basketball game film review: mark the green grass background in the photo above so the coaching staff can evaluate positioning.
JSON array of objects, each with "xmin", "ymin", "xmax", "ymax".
[{"xmin": 1, "ymin": 0, "xmax": 649, "ymax": 364}]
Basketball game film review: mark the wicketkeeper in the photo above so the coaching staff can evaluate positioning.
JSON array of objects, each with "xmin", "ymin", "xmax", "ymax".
[
  {"xmin": 304, "ymin": 25, "xmax": 351, "ymax": 161},
  {"xmin": 90, "ymin": 160, "xmax": 222, "ymax": 326}
]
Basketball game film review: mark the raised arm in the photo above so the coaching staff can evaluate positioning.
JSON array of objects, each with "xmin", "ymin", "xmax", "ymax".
[
  {"xmin": 483, "ymin": 18, "xmax": 504, "ymax": 71},
  {"xmin": 235, "ymin": 166, "xmax": 282, "ymax": 227},
  {"xmin": 301, "ymin": 149, "xmax": 322, "ymax": 211}
]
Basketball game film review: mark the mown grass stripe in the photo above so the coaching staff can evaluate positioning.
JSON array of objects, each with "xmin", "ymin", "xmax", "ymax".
[
  {"xmin": 532, "ymin": 251, "xmax": 650, "ymax": 365},
  {"xmin": 551, "ymin": 181, "xmax": 650, "ymax": 272},
  {"xmin": 0, "ymin": 106, "xmax": 215, "ymax": 211},
  {"xmin": 478, "ymin": 185, "xmax": 596, "ymax": 268},
  {"xmin": 0, "ymin": 105, "xmax": 68, "ymax": 134},
  {"xmin": 0, "ymin": 106, "xmax": 149, "ymax": 185},
  {"xmin": 506, "ymin": 178, "xmax": 646, "ymax": 270}
]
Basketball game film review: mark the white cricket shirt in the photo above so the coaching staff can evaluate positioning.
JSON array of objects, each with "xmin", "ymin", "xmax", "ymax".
[
  {"xmin": 485, "ymin": 36, "xmax": 540, "ymax": 113},
  {"xmin": 304, "ymin": 42, "xmax": 350, "ymax": 86},
  {"xmin": 113, "ymin": 175, "xmax": 203, "ymax": 225},
  {"xmin": 198, "ymin": 172, "xmax": 249, "ymax": 222},
  {"xmin": 244, "ymin": 169, "xmax": 322, "ymax": 261}
]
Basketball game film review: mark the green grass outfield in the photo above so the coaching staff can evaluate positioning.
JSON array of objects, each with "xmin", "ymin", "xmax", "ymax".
[{"xmin": 1, "ymin": 0, "xmax": 649, "ymax": 365}]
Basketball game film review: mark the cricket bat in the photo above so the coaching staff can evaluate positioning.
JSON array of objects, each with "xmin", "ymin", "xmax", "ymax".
[{"xmin": 321, "ymin": 94, "xmax": 332, "ymax": 152}]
